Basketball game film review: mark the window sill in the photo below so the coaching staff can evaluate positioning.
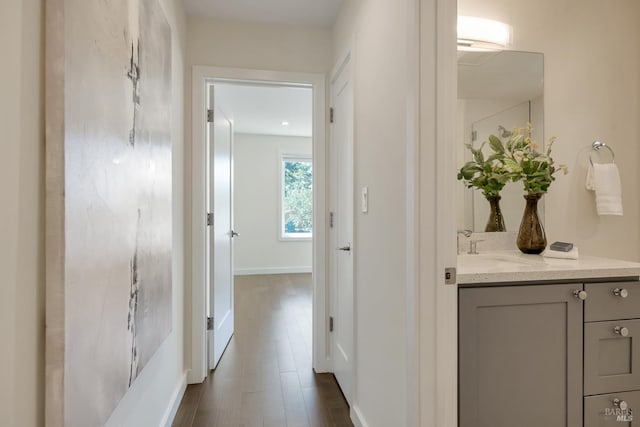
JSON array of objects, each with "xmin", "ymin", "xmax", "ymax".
[{"xmin": 280, "ymin": 234, "xmax": 313, "ymax": 242}]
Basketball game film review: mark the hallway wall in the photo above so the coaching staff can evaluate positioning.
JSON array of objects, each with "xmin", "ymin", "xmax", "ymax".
[
  {"xmin": 0, "ymin": 1, "xmax": 44, "ymax": 426},
  {"xmin": 333, "ymin": 0, "xmax": 411, "ymax": 425}
]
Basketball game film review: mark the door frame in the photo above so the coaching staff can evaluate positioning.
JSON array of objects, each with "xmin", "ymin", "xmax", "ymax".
[
  {"xmin": 411, "ymin": 0, "xmax": 458, "ymax": 426},
  {"xmin": 189, "ymin": 66, "xmax": 328, "ymax": 383}
]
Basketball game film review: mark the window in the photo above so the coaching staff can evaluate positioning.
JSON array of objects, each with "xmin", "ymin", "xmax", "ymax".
[{"xmin": 281, "ymin": 155, "xmax": 313, "ymax": 239}]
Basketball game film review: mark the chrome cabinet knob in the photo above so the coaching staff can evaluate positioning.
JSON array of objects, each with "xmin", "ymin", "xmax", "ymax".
[
  {"xmin": 573, "ymin": 290, "xmax": 588, "ymax": 300},
  {"xmin": 614, "ymin": 288, "xmax": 629, "ymax": 298},
  {"xmin": 615, "ymin": 326, "xmax": 630, "ymax": 337},
  {"xmin": 613, "ymin": 398, "xmax": 629, "ymax": 411}
]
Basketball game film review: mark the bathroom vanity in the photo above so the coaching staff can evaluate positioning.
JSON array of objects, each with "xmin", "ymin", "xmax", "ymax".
[{"xmin": 458, "ymin": 252, "xmax": 640, "ymax": 427}]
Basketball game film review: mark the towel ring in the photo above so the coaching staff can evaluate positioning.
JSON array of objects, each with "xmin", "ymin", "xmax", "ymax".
[{"xmin": 589, "ymin": 140, "xmax": 615, "ymax": 166}]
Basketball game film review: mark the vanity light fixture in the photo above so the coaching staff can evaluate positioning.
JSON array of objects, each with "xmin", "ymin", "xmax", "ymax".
[
  {"xmin": 281, "ymin": 121, "xmax": 290, "ymax": 126},
  {"xmin": 457, "ymin": 16, "xmax": 512, "ymax": 51}
]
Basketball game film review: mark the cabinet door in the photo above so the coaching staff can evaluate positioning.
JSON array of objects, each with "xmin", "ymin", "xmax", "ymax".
[
  {"xmin": 459, "ymin": 284, "xmax": 583, "ymax": 427},
  {"xmin": 585, "ymin": 319, "xmax": 640, "ymax": 396},
  {"xmin": 584, "ymin": 391, "xmax": 639, "ymax": 427}
]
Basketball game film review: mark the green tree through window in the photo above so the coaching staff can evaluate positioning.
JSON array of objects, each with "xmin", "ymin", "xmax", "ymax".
[{"xmin": 282, "ymin": 158, "xmax": 313, "ymax": 237}]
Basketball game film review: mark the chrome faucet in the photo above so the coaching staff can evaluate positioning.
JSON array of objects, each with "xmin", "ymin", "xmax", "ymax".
[
  {"xmin": 468, "ymin": 239, "xmax": 484, "ymax": 255},
  {"xmin": 457, "ymin": 229, "xmax": 472, "ymax": 254}
]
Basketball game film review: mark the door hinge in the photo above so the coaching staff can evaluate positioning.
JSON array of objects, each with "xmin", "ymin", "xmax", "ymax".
[
  {"xmin": 207, "ymin": 316, "xmax": 214, "ymax": 330},
  {"xmin": 471, "ymin": 130, "xmax": 477, "ymax": 142},
  {"xmin": 207, "ymin": 212, "xmax": 214, "ymax": 226},
  {"xmin": 329, "ymin": 316, "xmax": 334, "ymax": 332},
  {"xmin": 207, "ymin": 109, "xmax": 214, "ymax": 123},
  {"xmin": 329, "ymin": 212, "xmax": 334, "ymax": 228},
  {"xmin": 445, "ymin": 267, "xmax": 457, "ymax": 285},
  {"xmin": 330, "ymin": 107, "xmax": 334, "ymax": 124}
]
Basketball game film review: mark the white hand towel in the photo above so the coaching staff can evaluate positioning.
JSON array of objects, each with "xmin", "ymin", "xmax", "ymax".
[
  {"xmin": 542, "ymin": 246, "xmax": 579, "ymax": 260},
  {"xmin": 586, "ymin": 163, "xmax": 623, "ymax": 216},
  {"xmin": 585, "ymin": 164, "xmax": 596, "ymax": 191}
]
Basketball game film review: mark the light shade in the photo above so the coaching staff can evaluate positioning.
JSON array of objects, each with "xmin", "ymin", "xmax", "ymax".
[{"xmin": 457, "ymin": 16, "xmax": 512, "ymax": 51}]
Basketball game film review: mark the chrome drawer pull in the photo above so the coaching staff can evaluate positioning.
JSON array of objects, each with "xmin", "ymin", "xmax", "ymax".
[
  {"xmin": 573, "ymin": 290, "xmax": 588, "ymax": 300},
  {"xmin": 613, "ymin": 398, "xmax": 629, "ymax": 411},
  {"xmin": 614, "ymin": 326, "xmax": 630, "ymax": 337},
  {"xmin": 613, "ymin": 288, "xmax": 629, "ymax": 298}
]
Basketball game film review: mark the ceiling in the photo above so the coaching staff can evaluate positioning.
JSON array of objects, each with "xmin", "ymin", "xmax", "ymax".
[
  {"xmin": 215, "ymin": 83, "xmax": 313, "ymax": 137},
  {"xmin": 182, "ymin": 0, "xmax": 344, "ymax": 28}
]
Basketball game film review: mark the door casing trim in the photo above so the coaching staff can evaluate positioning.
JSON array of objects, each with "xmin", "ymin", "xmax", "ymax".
[{"xmin": 189, "ymin": 66, "xmax": 328, "ymax": 383}]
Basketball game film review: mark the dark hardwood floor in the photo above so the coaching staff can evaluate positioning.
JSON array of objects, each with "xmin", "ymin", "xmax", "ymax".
[{"xmin": 172, "ymin": 273, "xmax": 353, "ymax": 427}]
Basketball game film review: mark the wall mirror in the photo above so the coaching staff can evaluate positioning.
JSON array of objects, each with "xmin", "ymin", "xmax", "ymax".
[{"xmin": 456, "ymin": 49, "xmax": 544, "ymax": 232}]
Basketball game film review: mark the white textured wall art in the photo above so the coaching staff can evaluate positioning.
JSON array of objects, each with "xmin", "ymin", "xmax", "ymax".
[{"xmin": 46, "ymin": 0, "xmax": 172, "ymax": 425}]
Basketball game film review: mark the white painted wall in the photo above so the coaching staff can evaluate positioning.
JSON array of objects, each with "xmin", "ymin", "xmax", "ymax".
[
  {"xmin": 333, "ymin": 0, "xmax": 410, "ymax": 425},
  {"xmin": 459, "ymin": 0, "xmax": 640, "ymax": 261},
  {"xmin": 0, "ymin": 1, "xmax": 44, "ymax": 426},
  {"xmin": 104, "ymin": 0, "xmax": 188, "ymax": 425},
  {"xmin": 184, "ymin": 17, "xmax": 332, "ymax": 368},
  {"xmin": 0, "ymin": 0, "xmax": 188, "ymax": 425},
  {"xmin": 233, "ymin": 133, "xmax": 312, "ymax": 275}
]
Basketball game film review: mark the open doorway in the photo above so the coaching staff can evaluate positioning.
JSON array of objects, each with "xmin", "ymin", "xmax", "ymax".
[
  {"xmin": 190, "ymin": 67, "xmax": 330, "ymax": 385},
  {"xmin": 210, "ymin": 82, "xmax": 315, "ymax": 373},
  {"xmin": 218, "ymin": 83, "xmax": 314, "ymax": 277}
]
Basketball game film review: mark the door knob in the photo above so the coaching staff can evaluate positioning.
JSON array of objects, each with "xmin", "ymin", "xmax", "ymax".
[
  {"xmin": 614, "ymin": 288, "xmax": 629, "ymax": 298},
  {"xmin": 573, "ymin": 290, "xmax": 588, "ymax": 300},
  {"xmin": 615, "ymin": 326, "xmax": 630, "ymax": 337},
  {"xmin": 613, "ymin": 398, "xmax": 629, "ymax": 411},
  {"xmin": 230, "ymin": 230, "xmax": 239, "ymax": 238},
  {"xmin": 337, "ymin": 244, "xmax": 351, "ymax": 252}
]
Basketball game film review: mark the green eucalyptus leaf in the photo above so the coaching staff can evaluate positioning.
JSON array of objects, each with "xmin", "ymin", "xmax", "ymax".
[{"xmin": 488, "ymin": 135, "xmax": 504, "ymax": 154}]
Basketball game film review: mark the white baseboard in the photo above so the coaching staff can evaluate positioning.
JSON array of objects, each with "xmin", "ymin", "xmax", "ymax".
[
  {"xmin": 161, "ymin": 372, "xmax": 187, "ymax": 427},
  {"xmin": 350, "ymin": 405, "xmax": 369, "ymax": 427},
  {"xmin": 313, "ymin": 356, "xmax": 332, "ymax": 374},
  {"xmin": 234, "ymin": 266, "xmax": 312, "ymax": 276}
]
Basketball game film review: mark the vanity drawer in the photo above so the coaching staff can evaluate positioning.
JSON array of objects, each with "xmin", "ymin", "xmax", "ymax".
[
  {"xmin": 585, "ymin": 319, "xmax": 640, "ymax": 396},
  {"xmin": 584, "ymin": 391, "xmax": 638, "ymax": 427},
  {"xmin": 585, "ymin": 281, "xmax": 640, "ymax": 322}
]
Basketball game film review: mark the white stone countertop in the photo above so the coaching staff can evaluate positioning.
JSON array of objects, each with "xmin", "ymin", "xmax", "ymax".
[{"xmin": 457, "ymin": 250, "xmax": 640, "ymax": 285}]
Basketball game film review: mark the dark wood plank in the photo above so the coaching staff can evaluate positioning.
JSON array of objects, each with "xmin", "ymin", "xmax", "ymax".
[
  {"xmin": 172, "ymin": 273, "xmax": 352, "ymax": 427},
  {"xmin": 171, "ymin": 381, "xmax": 204, "ymax": 427}
]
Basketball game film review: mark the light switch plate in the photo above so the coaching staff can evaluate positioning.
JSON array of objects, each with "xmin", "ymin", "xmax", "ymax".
[{"xmin": 361, "ymin": 186, "xmax": 368, "ymax": 213}]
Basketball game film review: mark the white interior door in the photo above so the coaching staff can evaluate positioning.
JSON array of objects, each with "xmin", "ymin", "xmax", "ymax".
[
  {"xmin": 471, "ymin": 101, "xmax": 530, "ymax": 232},
  {"xmin": 330, "ymin": 56, "xmax": 354, "ymax": 403},
  {"xmin": 206, "ymin": 84, "xmax": 234, "ymax": 370}
]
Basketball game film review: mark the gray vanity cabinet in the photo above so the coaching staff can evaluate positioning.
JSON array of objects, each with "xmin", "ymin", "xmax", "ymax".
[
  {"xmin": 583, "ymin": 281, "xmax": 640, "ymax": 426},
  {"xmin": 459, "ymin": 284, "xmax": 584, "ymax": 427}
]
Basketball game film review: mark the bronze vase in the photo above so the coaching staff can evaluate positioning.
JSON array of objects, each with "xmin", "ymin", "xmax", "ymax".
[
  {"xmin": 517, "ymin": 193, "xmax": 547, "ymax": 254},
  {"xmin": 485, "ymin": 195, "xmax": 506, "ymax": 232}
]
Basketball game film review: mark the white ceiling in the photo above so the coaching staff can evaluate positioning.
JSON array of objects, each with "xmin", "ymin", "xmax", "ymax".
[
  {"xmin": 458, "ymin": 51, "xmax": 544, "ymax": 102},
  {"xmin": 215, "ymin": 83, "xmax": 313, "ymax": 137},
  {"xmin": 182, "ymin": 0, "xmax": 344, "ymax": 28}
]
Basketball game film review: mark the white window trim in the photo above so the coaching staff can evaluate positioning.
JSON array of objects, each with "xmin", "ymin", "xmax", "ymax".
[{"xmin": 279, "ymin": 153, "xmax": 313, "ymax": 241}]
